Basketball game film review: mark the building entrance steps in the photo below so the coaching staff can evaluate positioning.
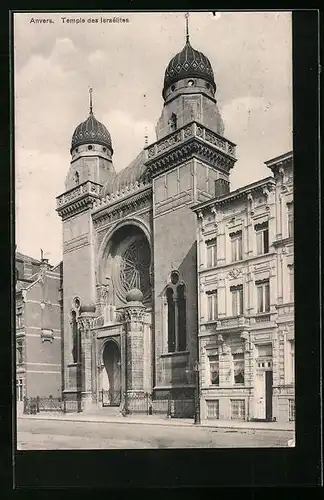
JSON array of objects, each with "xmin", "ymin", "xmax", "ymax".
[{"xmin": 18, "ymin": 411, "xmax": 295, "ymax": 432}]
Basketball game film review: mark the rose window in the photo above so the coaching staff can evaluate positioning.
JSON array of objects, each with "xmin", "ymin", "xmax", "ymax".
[{"xmin": 118, "ymin": 237, "xmax": 151, "ymax": 299}]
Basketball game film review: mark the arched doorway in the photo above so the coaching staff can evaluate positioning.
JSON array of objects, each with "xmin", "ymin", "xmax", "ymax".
[{"xmin": 102, "ymin": 341, "xmax": 121, "ymax": 406}]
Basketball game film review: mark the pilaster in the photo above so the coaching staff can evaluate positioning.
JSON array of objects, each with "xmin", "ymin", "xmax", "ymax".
[
  {"xmin": 78, "ymin": 307, "xmax": 96, "ymax": 411},
  {"xmin": 124, "ymin": 300, "xmax": 146, "ymax": 392}
]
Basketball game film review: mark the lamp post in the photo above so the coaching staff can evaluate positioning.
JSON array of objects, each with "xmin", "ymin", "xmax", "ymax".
[{"xmin": 193, "ymin": 360, "xmax": 201, "ymax": 424}]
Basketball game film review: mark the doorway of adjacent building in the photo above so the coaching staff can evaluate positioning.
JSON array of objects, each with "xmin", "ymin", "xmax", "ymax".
[
  {"xmin": 254, "ymin": 369, "xmax": 273, "ymax": 421},
  {"xmin": 102, "ymin": 341, "xmax": 121, "ymax": 407}
]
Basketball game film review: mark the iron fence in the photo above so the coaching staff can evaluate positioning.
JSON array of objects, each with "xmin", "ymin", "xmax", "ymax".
[
  {"xmin": 101, "ymin": 389, "xmax": 121, "ymax": 407},
  {"xmin": 23, "ymin": 395, "xmax": 81, "ymax": 414}
]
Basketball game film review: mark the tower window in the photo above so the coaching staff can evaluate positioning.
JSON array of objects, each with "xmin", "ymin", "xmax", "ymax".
[
  {"xmin": 102, "ymin": 147, "xmax": 106, "ymax": 152},
  {"xmin": 206, "ymin": 83, "xmax": 211, "ymax": 90},
  {"xmin": 171, "ymin": 84, "xmax": 176, "ymax": 92},
  {"xmin": 88, "ymin": 145, "xmax": 93, "ymax": 150},
  {"xmin": 187, "ymin": 79, "xmax": 195, "ymax": 87},
  {"xmin": 169, "ymin": 113, "xmax": 177, "ymax": 131},
  {"xmin": 75, "ymin": 148, "xmax": 78, "ymax": 153},
  {"xmin": 74, "ymin": 171, "xmax": 80, "ymax": 186}
]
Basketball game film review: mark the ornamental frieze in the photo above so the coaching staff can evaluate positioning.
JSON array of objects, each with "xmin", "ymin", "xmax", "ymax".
[
  {"xmin": 227, "ymin": 267, "xmax": 245, "ymax": 279},
  {"xmin": 92, "ymin": 192, "xmax": 152, "ymax": 228}
]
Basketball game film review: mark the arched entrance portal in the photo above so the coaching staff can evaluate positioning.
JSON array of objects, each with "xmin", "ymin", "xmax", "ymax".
[{"xmin": 102, "ymin": 341, "xmax": 121, "ymax": 407}]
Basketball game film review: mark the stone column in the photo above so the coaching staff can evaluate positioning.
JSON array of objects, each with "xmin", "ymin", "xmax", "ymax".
[
  {"xmin": 78, "ymin": 305, "xmax": 96, "ymax": 411},
  {"xmin": 123, "ymin": 290, "xmax": 146, "ymax": 395}
]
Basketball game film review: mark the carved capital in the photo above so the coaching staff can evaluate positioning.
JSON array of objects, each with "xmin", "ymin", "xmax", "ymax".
[{"xmin": 124, "ymin": 306, "xmax": 146, "ymax": 323}]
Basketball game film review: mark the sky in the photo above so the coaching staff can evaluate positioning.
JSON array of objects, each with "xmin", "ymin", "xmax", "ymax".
[{"xmin": 14, "ymin": 11, "xmax": 292, "ymax": 265}]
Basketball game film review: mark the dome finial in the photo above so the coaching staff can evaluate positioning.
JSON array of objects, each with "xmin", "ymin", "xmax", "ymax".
[
  {"xmin": 185, "ymin": 12, "xmax": 190, "ymax": 43},
  {"xmin": 89, "ymin": 86, "xmax": 93, "ymax": 115},
  {"xmin": 144, "ymin": 126, "xmax": 148, "ymax": 146}
]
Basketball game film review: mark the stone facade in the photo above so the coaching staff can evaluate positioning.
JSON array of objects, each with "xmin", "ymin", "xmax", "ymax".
[{"xmin": 192, "ymin": 151, "xmax": 294, "ymax": 423}]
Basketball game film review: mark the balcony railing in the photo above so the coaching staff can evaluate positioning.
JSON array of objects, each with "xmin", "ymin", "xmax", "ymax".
[
  {"xmin": 276, "ymin": 303, "xmax": 294, "ymax": 316},
  {"xmin": 56, "ymin": 181, "xmax": 103, "ymax": 208},
  {"xmin": 146, "ymin": 122, "xmax": 236, "ymax": 161}
]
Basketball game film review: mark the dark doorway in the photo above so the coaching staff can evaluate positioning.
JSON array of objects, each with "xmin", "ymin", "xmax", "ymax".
[
  {"xmin": 265, "ymin": 370, "xmax": 273, "ymax": 421},
  {"xmin": 102, "ymin": 341, "xmax": 121, "ymax": 406}
]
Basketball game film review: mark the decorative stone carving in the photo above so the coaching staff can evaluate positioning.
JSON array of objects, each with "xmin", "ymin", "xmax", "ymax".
[
  {"xmin": 228, "ymin": 268, "xmax": 244, "ymax": 279},
  {"xmin": 124, "ymin": 307, "xmax": 146, "ymax": 323}
]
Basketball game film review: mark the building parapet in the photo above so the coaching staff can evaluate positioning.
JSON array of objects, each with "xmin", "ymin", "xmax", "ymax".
[
  {"xmin": 92, "ymin": 181, "xmax": 151, "ymax": 214},
  {"xmin": 145, "ymin": 121, "xmax": 236, "ymax": 161}
]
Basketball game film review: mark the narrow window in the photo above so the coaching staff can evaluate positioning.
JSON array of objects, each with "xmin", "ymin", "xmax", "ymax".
[
  {"xmin": 17, "ymin": 343, "xmax": 23, "ymax": 364},
  {"xmin": 256, "ymin": 280, "xmax": 270, "ymax": 313},
  {"xmin": 255, "ymin": 222, "xmax": 269, "ymax": 255},
  {"xmin": 169, "ymin": 113, "xmax": 177, "ymax": 131},
  {"xmin": 207, "ymin": 290, "xmax": 218, "ymax": 321},
  {"xmin": 230, "ymin": 231, "xmax": 242, "ymax": 262},
  {"xmin": 288, "ymin": 340, "xmax": 295, "ymax": 383},
  {"xmin": 231, "ymin": 285, "xmax": 244, "ymax": 316},
  {"xmin": 209, "ymin": 355, "xmax": 219, "ymax": 385},
  {"xmin": 233, "ymin": 353, "xmax": 244, "ymax": 384},
  {"xmin": 288, "ymin": 265, "xmax": 294, "ymax": 301},
  {"xmin": 206, "ymin": 238, "xmax": 217, "ymax": 268},
  {"xmin": 177, "ymin": 283, "xmax": 186, "ymax": 351},
  {"xmin": 74, "ymin": 171, "xmax": 80, "ymax": 186},
  {"xmin": 166, "ymin": 288, "xmax": 175, "ymax": 353},
  {"xmin": 71, "ymin": 310, "xmax": 78, "ymax": 363},
  {"xmin": 287, "ymin": 202, "xmax": 294, "ymax": 238}
]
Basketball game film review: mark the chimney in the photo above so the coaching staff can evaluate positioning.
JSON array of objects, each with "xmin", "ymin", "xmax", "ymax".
[{"xmin": 215, "ymin": 178, "xmax": 230, "ymax": 198}]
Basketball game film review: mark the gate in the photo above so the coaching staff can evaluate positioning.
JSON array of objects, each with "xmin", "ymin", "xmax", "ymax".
[{"xmin": 101, "ymin": 389, "xmax": 121, "ymax": 407}]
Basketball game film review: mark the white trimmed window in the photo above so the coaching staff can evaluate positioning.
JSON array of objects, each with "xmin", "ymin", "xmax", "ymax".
[
  {"xmin": 230, "ymin": 231, "xmax": 243, "ymax": 262},
  {"xmin": 255, "ymin": 222, "xmax": 269, "ymax": 255},
  {"xmin": 230, "ymin": 284, "xmax": 244, "ymax": 316},
  {"xmin": 231, "ymin": 399, "xmax": 246, "ymax": 420},
  {"xmin": 256, "ymin": 280, "xmax": 270, "ymax": 313},
  {"xmin": 206, "ymin": 238, "xmax": 217, "ymax": 268},
  {"xmin": 206, "ymin": 290, "xmax": 218, "ymax": 321},
  {"xmin": 206, "ymin": 400, "xmax": 219, "ymax": 419}
]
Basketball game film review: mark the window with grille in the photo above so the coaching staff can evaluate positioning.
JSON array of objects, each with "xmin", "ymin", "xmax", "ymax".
[
  {"xmin": 233, "ymin": 353, "xmax": 245, "ymax": 384},
  {"xmin": 231, "ymin": 399, "xmax": 246, "ymax": 420},
  {"xmin": 230, "ymin": 285, "xmax": 244, "ymax": 316},
  {"xmin": 289, "ymin": 399, "xmax": 295, "ymax": 421},
  {"xmin": 255, "ymin": 222, "xmax": 269, "ymax": 255},
  {"xmin": 206, "ymin": 238, "xmax": 217, "ymax": 268},
  {"xmin": 230, "ymin": 231, "xmax": 243, "ymax": 262},
  {"xmin": 287, "ymin": 202, "xmax": 293, "ymax": 238},
  {"xmin": 207, "ymin": 290, "xmax": 218, "ymax": 321},
  {"xmin": 206, "ymin": 400, "xmax": 219, "ymax": 419},
  {"xmin": 209, "ymin": 355, "xmax": 219, "ymax": 385},
  {"xmin": 256, "ymin": 280, "xmax": 270, "ymax": 313}
]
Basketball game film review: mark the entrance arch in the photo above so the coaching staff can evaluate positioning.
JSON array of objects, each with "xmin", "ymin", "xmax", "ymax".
[{"xmin": 102, "ymin": 340, "xmax": 121, "ymax": 406}]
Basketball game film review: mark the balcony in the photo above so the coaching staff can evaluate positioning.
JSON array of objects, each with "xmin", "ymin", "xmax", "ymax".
[
  {"xmin": 200, "ymin": 315, "xmax": 249, "ymax": 334},
  {"xmin": 276, "ymin": 303, "xmax": 294, "ymax": 324},
  {"xmin": 56, "ymin": 181, "xmax": 103, "ymax": 209},
  {"xmin": 145, "ymin": 121, "xmax": 236, "ymax": 161}
]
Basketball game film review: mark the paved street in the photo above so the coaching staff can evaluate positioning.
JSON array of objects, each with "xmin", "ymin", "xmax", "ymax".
[{"xmin": 17, "ymin": 418, "xmax": 294, "ymax": 450}]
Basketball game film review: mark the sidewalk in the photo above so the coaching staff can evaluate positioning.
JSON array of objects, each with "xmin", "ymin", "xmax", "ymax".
[{"xmin": 18, "ymin": 412, "xmax": 295, "ymax": 432}]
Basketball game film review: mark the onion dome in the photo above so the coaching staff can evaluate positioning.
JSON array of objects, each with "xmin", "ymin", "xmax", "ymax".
[
  {"xmin": 162, "ymin": 15, "xmax": 216, "ymax": 99},
  {"xmin": 126, "ymin": 288, "xmax": 143, "ymax": 303},
  {"xmin": 70, "ymin": 88, "xmax": 113, "ymax": 154}
]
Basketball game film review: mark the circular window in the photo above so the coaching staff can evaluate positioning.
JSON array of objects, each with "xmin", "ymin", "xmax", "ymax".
[
  {"xmin": 170, "ymin": 270, "xmax": 179, "ymax": 285},
  {"xmin": 171, "ymin": 84, "xmax": 176, "ymax": 92},
  {"xmin": 187, "ymin": 79, "xmax": 195, "ymax": 87},
  {"xmin": 73, "ymin": 298, "xmax": 80, "ymax": 310},
  {"xmin": 102, "ymin": 147, "xmax": 106, "ymax": 152},
  {"xmin": 88, "ymin": 145, "xmax": 93, "ymax": 150},
  {"xmin": 117, "ymin": 236, "xmax": 151, "ymax": 299},
  {"xmin": 75, "ymin": 147, "xmax": 78, "ymax": 153},
  {"xmin": 206, "ymin": 83, "xmax": 211, "ymax": 90}
]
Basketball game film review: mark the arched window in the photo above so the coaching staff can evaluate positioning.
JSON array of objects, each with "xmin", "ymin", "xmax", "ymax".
[
  {"xmin": 165, "ymin": 278, "xmax": 187, "ymax": 353},
  {"xmin": 177, "ymin": 283, "xmax": 186, "ymax": 351},
  {"xmin": 169, "ymin": 113, "xmax": 177, "ymax": 132},
  {"xmin": 74, "ymin": 171, "xmax": 80, "ymax": 186},
  {"xmin": 71, "ymin": 310, "xmax": 78, "ymax": 363},
  {"xmin": 166, "ymin": 287, "xmax": 175, "ymax": 353}
]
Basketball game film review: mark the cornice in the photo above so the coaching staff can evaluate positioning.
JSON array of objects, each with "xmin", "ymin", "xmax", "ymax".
[
  {"xmin": 92, "ymin": 187, "xmax": 152, "ymax": 227},
  {"xmin": 56, "ymin": 181, "xmax": 103, "ymax": 220}
]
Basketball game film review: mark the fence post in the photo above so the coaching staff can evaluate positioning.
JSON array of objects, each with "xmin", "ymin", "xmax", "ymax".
[
  {"xmin": 167, "ymin": 391, "xmax": 172, "ymax": 418},
  {"xmin": 36, "ymin": 396, "xmax": 40, "ymax": 413}
]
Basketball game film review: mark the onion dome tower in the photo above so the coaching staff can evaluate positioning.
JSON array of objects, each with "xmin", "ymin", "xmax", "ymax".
[
  {"xmin": 65, "ymin": 88, "xmax": 115, "ymax": 191},
  {"xmin": 156, "ymin": 13, "xmax": 224, "ymax": 140}
]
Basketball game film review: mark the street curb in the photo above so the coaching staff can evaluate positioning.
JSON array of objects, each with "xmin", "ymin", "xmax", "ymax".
[{"xmin": 18, "ymin": 415, "xmax": 294, "ymax": 432}]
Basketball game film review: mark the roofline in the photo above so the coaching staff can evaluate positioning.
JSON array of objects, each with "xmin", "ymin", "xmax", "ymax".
[
  {"xmin": 16, "ymin": 252, "xmax": 41, "ymax": 264},
  {"xmin": 191, "ymin": 176, "xmax": 275, "ymax": 213},
  {"xmin": 264, "ymin": 150, "xmax": 293, "ymax": 168}
]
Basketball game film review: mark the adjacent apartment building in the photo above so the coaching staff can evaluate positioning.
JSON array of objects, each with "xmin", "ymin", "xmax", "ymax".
[
  {"xmin": 15, "ymin": 252, "xmax": 63, "ymax": 412},
  {"xmin": 192, "ymin": 151, "xmax": 294, "ymax": 423}
]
